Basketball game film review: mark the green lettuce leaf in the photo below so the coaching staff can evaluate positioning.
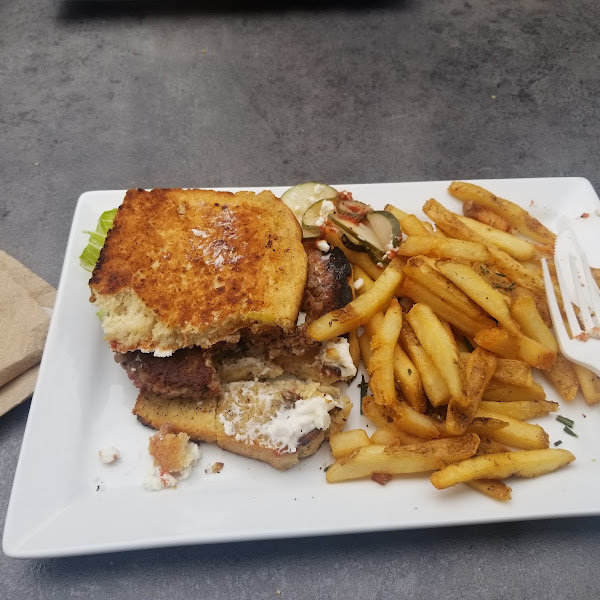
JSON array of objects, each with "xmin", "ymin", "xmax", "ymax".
[{"xmin": 79, "ymin": 208, "xmax": 118, "ymax": 272}]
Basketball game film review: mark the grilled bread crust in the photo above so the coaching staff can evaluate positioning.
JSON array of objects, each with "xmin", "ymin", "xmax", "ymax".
[
  {"xmin": 90, "ymin": 189, "xmax": 307, "ymax": 353},
  {"xmin": 133, "ymin": 382, "xmax": 352, "ymax": 470}
]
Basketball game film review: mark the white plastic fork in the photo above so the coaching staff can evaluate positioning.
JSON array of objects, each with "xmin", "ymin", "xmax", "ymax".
[{"xmin": 541, "ymin": 218, "xmax": 600, "ymax": 376}]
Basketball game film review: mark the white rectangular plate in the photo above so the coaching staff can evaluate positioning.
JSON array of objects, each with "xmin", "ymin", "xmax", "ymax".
[{"xmin": 5, "ymin": 178, "xmax": 600, "ymax": 558}]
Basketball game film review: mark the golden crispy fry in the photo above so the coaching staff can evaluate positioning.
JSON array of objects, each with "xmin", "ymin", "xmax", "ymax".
[
  {"xmin": 329, "ymin": 429, "xmax": 371, "ymax": 459},
  {"xmin": 456, "ymin": 215, "xmax": 536, "ymax": 261},
  {"xmin": 430, "ymin": 449, "xmax": 574, "ymax": 489},
  {"xmin": 483, "ymin": 381, "xmax": 546, "ymax": 402},
  {"xmin": 462, "ymin": 200, "xmax": 511, "ymax": 232},
  {"xmin": 352, "ymin": 265, "xmax": 375, "ymax": 294},
  {"xmin": 478, "ymin": 400, "xmax": 559, "ymax": 420},
  {"xmin": 573, "ymin": 364, "xmax": 600, "ymax": 405},
  {"xmin": 348, "ymin": 329, "xmax": 361, "ymax": 370},
  {"xmin": 370, "ymin": 424, "xmax": 423, "ymax": 446},
  {"xmin": 473, "ymin": 262, "xmax": 518, "ymax": 301},
  {"xmin": 397, "ymin": 236, "xmax": 489, "ymax": 262},
  {"xmin": 400, "ymin": 278, "xmax": 494, "ymax": 336},
  {"xmin": 474, "ymin": 327, "xmax": 556, "ymax": 371},
  {"xmin": 326, "ymin": 444, "xmax": 445, "ymax": 483},
  {"xmin": 475, "ymin": 408, "xmax": 549, "ymax": 449},
  {"xmin": 361, "ymin": 395, "xmax": 397, "ymax": 430},
  {"xmin": 465, "ymin": 417, "xmax": 510, "ymax": 438},
  {"xmin": 369, "ymin": 299, "xmax": 403, "ymax": 406},
  {"xmin": 486, "ymin": 244, "xmax": 545, "ymax": 293},
  {"xmin": 393, "ymin": 401, "xmax": 441, "ymax": 439},
  {"xmin": 400, "ymin": 433, "xmax": 481, "ymax": 463},
  {"xmin": 383, "ymin": 204, "xmax": 409, "ymax": 221},
  {"xmin": 307, "ymin": 258, "xmax": 405, "ymax": 341},
  {"xmin": 437, "ymin": 261, "xmax": 521, "ymax": 335},
  {"xmin": 406, "ymin": 303, "xmax": 467, "ymax": 405},
  {"xmin": 545, "ymin": 354, "xmax": 580, "ymax": 402},
  {"xmin": 323, "ymin": 229, "xmax": 385, "ymax": 281},
  {"xmin": 490, "ymin": 358, "xmax": 535, "ymax": 387},
  {"xmin": 399, "ymin": 321, "xmax": 451, "ymax": 407},
  {"xmin": 448, "ymin": 181, "xmax": 556, "ymax": 244},
  {"xmin": 466, "ymin": 479, "xmax": 512, "ymax": 501},
  {"xmin": 475, "ymin": 437, "xmax": 511, "ymax": 455},
  {"xmin": 358, "ymin": 332, "xmax": 372, "ymax": 369},
  {"xmin": 510, "ymin": 291, "xmax": 558, "ymax": 352},
  {"xmin": 404, "ymin": 256, "xmax": 491, "ymax": 320},
  {"xmin": 446, "ymin": 348, "xmax": 497, "ymax": 436},
  {"xmin": 423, "ymin": 198, "xmax": 487, "ymax": 245},
  {"xmin": 393, "ymin": 345, "xmax": 427, "ymax": 413}
]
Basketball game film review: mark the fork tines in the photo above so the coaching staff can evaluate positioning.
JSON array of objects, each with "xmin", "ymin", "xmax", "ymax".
[{"xmin": 552, "ymin": 230, "xmax": 600, "ymax": 340}]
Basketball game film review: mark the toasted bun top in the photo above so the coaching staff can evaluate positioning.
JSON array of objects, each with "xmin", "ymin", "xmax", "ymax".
[{"xmin": 90, "ymin": 189, "xmax": 307, "ymax": 353}]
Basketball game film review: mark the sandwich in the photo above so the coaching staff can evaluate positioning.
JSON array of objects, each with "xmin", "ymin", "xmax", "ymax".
[{"xmin": 89, "ymin": 188, "xmax": 355, "ymax": 470}]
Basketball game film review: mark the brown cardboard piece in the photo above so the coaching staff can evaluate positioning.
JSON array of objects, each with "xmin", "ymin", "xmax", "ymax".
[{"xmin": 0, "ymin": 251, "xmax": 56, "ymax": 416}]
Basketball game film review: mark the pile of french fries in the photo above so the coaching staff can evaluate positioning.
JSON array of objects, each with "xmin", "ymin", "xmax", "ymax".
[{"xmin": 307, "ymin": 181, "xmax": 600, "ymax": 500}]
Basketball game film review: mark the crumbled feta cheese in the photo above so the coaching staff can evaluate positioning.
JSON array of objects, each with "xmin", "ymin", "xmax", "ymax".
[
  {"xmin": 319, "ymin": 337, "xmax": 357, "ymax": 378},
  {"xmin": 353, "ymin": 278, "xmax": 364, "ymax": 290},
  {"xmin": 98, "ymin": 446, "xmax": 119, "ymax": 464},
  {"xmin": 153, "ymin": 349, "xmax": 173, "ymax": 357},
  {"xmin": 144, "ymin": 468, "xmax": 177, "ymax": 491},
  {"xmin": 316, "ymin": 240, "xmax": 330, "ymax": 252}
]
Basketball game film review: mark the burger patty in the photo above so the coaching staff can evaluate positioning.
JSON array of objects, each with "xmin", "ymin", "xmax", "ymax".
[
  {"xmin": 115, "ymin": 349, "xmax": 221, "ymax": 399},
  {"xmin": 115, "ymin": 243, "xmax": 352, "ymax": 397},
  {"xmin": 302, "ymin": 243, "xmax": 352, "ymax": 323}
]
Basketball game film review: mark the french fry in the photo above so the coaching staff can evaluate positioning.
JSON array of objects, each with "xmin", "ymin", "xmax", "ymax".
[
  {"xmin": 369, "ymin": 299, "xmax": 403, "ymax": 406},
  {"xmin": 326, "ymin": 445, "xmax": 445, "ymax": 483},
  {"xmin": 474, "ymin": 262, "xmax": 518, "ymax": 301},
  {"xmin": 437, "ymin": 261, "xmax": 521, "ymax": 335},
  {"xmin": 393, "ymin": 345, "xmax": 427, "ymax": 413},
  {"xmin": 400, "ymin": 278, "xmax": 494, "ymax": 336},
  {"xmin": 393, "ymin": 401, "xmax": 441, "ymax": 439},
  {"xmin": 486, "ymin": 244, "xmax": 545, "ymax": 293},
  {"xmin": 510, "ymin": 291, "xmax": 558, "ymax": 352},
  {"xmin": 370, "ymin": 424, "xmax": 424, "ymax": 446},
  {"xmin": 401, "ymin": 433, "xmax": 481, "ymax": 463},
  {"xmin": 465, "ymin": 431, "xmax": 514, "ymax": 501},
  {"xmin": 406, "ymin": 303, "xmax": 467, "ymax": 405},
  {"xmin": 352, "ymin": 265, "xmax": 375, "ymax": 294},
  {"xmin": 456, "ymin": 215, "xmax": 536, "ymax": 261},
  {"xmin": 403, "ymin": 256, "xmax": 491, "ymax": 321},
  {"xmin": 466, "ymin": 479, "xmax": 512, "ymax": 501},
  {"xmin": 329, "ymin": 429, "xmax": 371, "ymax": 459},
  {"xmin": 475, "ymin": 408, "xmax": 550, "ymax": 450},
  {"xmin": 474, "ymin": 327, "xmax": 556, "ymax": 371},
  {"xmin": 399, "ymin": 321, "xmax": 451, "ymax": 407},
  {"xmin": 348, "ymin": 329, "xmax": 361, "ymax": 369},
  {"xmin": 463, "ymin": 200, "xmax": 511, "ymax": 232},
  {"xmin": 423, "ymin": 198, "xmax": 487, "ymax": 245},
  {"xmin": 491, "ymin": 358, "xmax": 535, "ymax": 388},
  {"xmin": 483, "ymin": 382, "xmax": 546, "ymax": 402},
  {"xmin": 358, "ymin": 332, "xmax": 372, "ymax": 369},
  {"xmin": 307, "ymin": 258, "xmax": 405, "ymax": 341},
  {"xmin": 323, "ymin": 229, "xmax": 384, "ymax": 281},
  {"xmin": 476, "ymin": 437, "xmax": 511, "ymax": 455},
  {"xmin": 448, "ymin": 181, "xmax": 556, "ymax": 244},
  {"xmin": 361, "ymin": 395, "xmax": 398, "ymax": 430},
  {"xmin": 573, "ymin": 364, "xmax": 600, "ymax": 405},
  {"xmin": 397, "ymin": 236, "xmax": 489, "ymax": 262},
  {"xmin": 545, "ymin": 354, "xmax": 580, "ymax": 402},
  {"xmin": 465, "ymin": 417, "xmax": 510, "ymax": 438},
  {"xmin": 430, "ymin": 449, "xmax": 574, "ymax": 489},
  {"xmin": 478, "ymin": 400, "xmax": 559, "ymax": 420},
  {"xmin": 446, "ymin": 348, "xmax": 497, "ymax": 435}
]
